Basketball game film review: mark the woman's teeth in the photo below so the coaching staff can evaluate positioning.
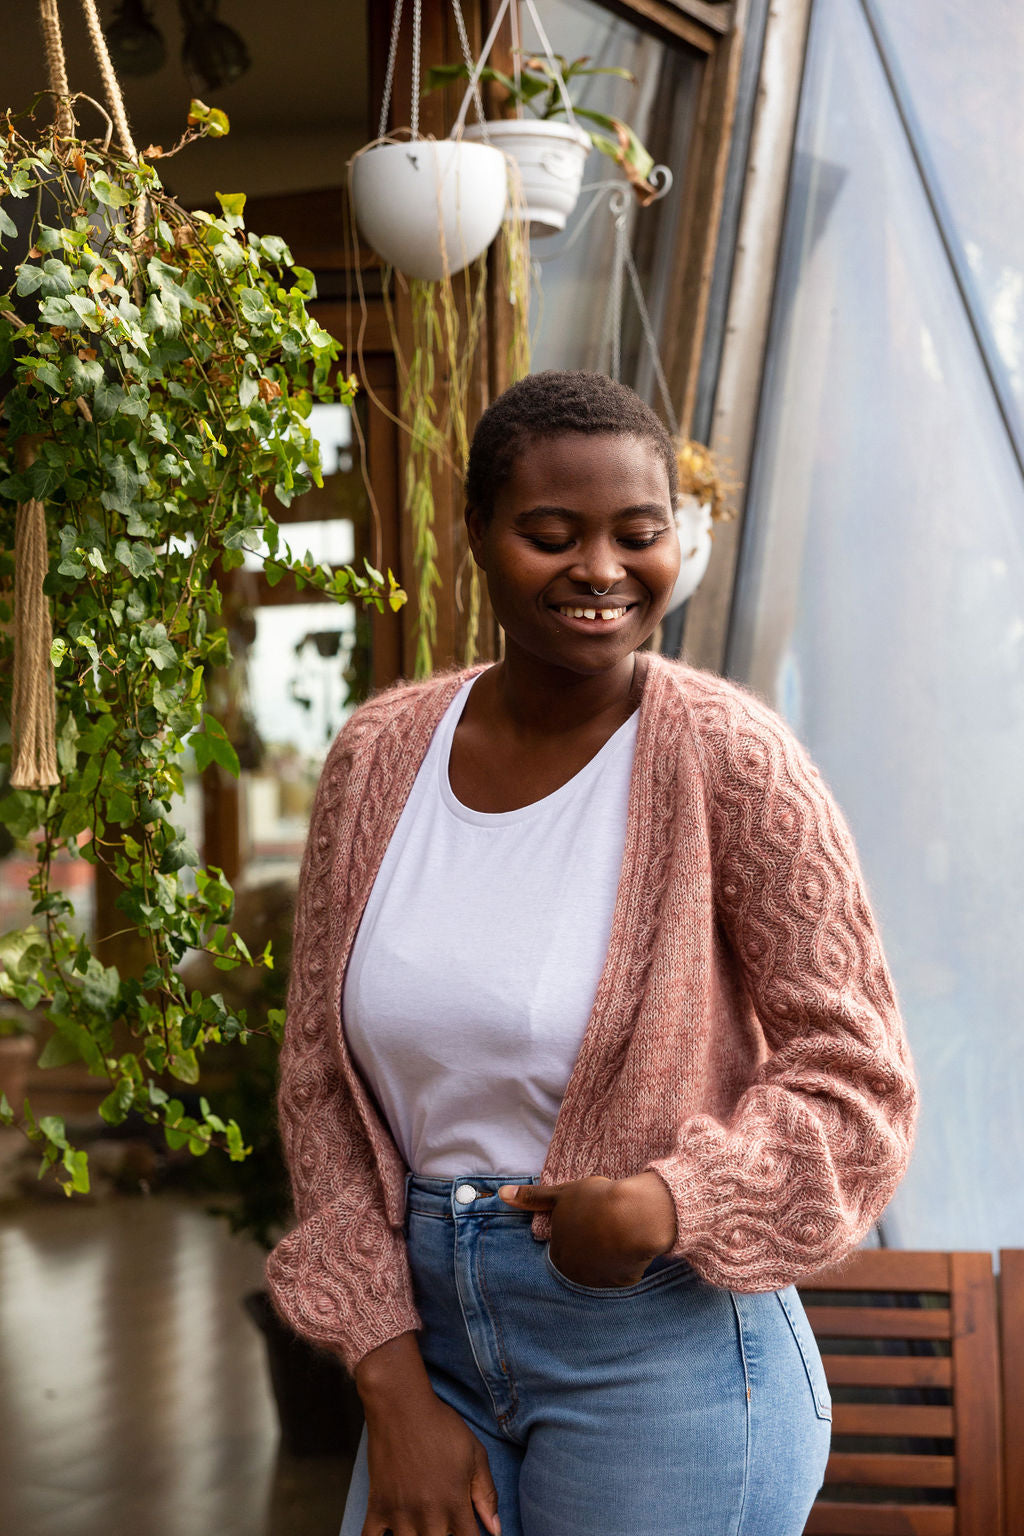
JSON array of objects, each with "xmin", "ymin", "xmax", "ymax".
[{"xmin": 557, "ymin": 605, "xmax": 628, "ymax": 621}]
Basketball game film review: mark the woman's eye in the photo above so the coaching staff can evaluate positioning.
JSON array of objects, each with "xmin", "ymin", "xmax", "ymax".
[
  {"xmin": 620, "ymin": 531, "xmax": 666, "ymax": 549},
  {"xmin": 526, "ymin": 529, "xmax": 668, "ymax": 553}
]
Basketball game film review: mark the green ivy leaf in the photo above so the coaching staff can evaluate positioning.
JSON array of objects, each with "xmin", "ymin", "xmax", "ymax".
[
  {"xmin": 169, "ymin": 1049, "xmax": 200, "ymax": 1084},
  {"xmin": 62, "ymin": 1148, "xmax": 90, "ymax": 1194},
  {"xmin": 191, "ymin": 715, "xmax": 240, "ymax": 777},
  {"xmin": 91, "ymin": 174, "xmax": 133, "ymax": 208},
  {"xmin": 32, "ymin": 361, "xmax": 64, "ymax": 394},
  {"xmin": 39, "ymin": 1114, "xmax": 68, "ymax": 1148},
  {"xmin": 215, "ymin": 191, "xmax": 246, "ymax": 224},
  {"xmin": 114, "ymin": 538, "xmax": 157, "ymax": 577},
  {"xmin": 138, "ymin": 622, "xmax": 177, "ymax": 671},
  {"xmin": 16, "ymin": 263, "xmax": 45, "ymax": 295},
  {"xmin": 160, "ymin": 834, "xmax": 199, "ymax": 872},
  {"xmin": 39, "ymin": 258, "xmax": 73, "ymax": 297},
  {"xmin": 98, "ymin": 1078, "xmax": 136, "ymax": 1125},
  {"xmin": 37, "ymin": 1028, "xmax": 85, "ymax": 1069},
  {"xmin": 93, "ymin": 378, "xmax": 126, "ymax": 422}
]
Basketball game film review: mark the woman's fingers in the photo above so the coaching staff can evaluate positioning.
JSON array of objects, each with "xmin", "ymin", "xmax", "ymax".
[
  {"xmin": 362, "ymin": 1516, "xmax": 469, "ymax": 1536},
  {"xmin": 470, "ymin": 1440, "xmax": 502, "ymax": 1536}
]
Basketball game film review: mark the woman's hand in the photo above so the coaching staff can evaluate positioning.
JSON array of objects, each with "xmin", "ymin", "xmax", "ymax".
[
  {"xmin": 355, "ymin": 1333, "xmax": 501, "ymax": 1536},
  {"xmin": 498, "ymin": 1173, "xmax": 679, "ymax": 1288}
]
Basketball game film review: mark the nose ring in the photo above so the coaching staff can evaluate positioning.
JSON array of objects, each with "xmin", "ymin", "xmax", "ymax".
[{"xmin": 590, "ymin": 584, "xmax": 612, "ymax": 596}]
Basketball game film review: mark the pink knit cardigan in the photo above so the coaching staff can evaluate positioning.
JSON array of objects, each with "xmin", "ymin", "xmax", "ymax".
[{"xmin": 265, "ymin": 651, "xmax": 918, "ymax": 1372}]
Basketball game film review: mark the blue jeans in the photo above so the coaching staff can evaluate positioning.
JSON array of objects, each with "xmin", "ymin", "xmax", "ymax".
[{"xmin": 340, "ymin": 1175, "xmax": 832, "ymax": 1536}]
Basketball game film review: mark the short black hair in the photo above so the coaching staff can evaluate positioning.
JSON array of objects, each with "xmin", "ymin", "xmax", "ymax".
[{"xmin": 465, "ymin": 370, "xmax": 678, "ymax": 521}]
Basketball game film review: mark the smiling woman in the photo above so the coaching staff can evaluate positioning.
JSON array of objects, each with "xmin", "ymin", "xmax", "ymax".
[{"xmin": 265, "ymin": 371, "xmax": 919, "ymax": 1536}]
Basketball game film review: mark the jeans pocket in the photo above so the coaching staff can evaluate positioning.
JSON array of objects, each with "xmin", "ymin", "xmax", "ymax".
[
  {"xmin": 544, "ymin": 1243, "xmax": 696, "ymax": 1298},
  {"xmin": 776, "ymin": 1288, "xmax": 833, "ymax": 1421}
]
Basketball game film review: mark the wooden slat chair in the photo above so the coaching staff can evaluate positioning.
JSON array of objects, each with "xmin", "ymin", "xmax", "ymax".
[
  {"xmin": 998, "ymin": 1250, "xmax": 1024, "ymax": 1536},
  {"xmin": 797, "ymin": 1250, "xmax": 1003, "ymax": 1536}
]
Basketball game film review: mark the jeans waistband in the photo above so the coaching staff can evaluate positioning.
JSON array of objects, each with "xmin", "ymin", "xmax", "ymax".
[{"xmin": 405, "ymin": 1172, "xmax": 540, "ymax": 1219}]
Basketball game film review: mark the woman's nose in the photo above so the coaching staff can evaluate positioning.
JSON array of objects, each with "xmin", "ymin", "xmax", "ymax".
[{"xmin": 572, "ymin": 547, "xmax": 626, "ymax": 591}]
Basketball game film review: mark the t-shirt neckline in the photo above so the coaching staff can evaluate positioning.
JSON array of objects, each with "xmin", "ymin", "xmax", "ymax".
[{"xmin": 437, "ymin": 675, "xmax": 640, "ymax": 827}]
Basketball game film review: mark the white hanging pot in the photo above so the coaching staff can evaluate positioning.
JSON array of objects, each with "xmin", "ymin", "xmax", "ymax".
[
  {"xmin": 666, "ymin": 494, "xmax": 714, "ymax": 612},
  {"xmin": 462, "ymin": 119, "xmax": 592, "ymax": 237},
  {"xmin": 349, "ymin": 139, "xmax": 508, "ymax": 281}
]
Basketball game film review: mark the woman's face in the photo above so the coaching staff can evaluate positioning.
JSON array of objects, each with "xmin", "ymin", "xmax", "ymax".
[{"xmin": 466, "ymin": 431, "xmax": 681, "ymax": 676}]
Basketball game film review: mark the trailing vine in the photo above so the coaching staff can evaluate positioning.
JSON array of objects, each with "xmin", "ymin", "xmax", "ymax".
[
  {"xmin": 380, "ymin": 205, "xmax": 530, "ymax": 676},
  {"xmin": 0, "ymin": 98, "xmax": 404, "ymax": 1193}
]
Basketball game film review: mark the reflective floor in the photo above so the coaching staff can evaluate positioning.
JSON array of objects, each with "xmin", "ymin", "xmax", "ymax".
[{"xmin": 0, "ymin": 1188, "xmax": 354, "ymax": 1536}]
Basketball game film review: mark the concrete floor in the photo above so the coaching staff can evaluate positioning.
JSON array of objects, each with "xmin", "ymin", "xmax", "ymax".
[{"xmin": 0, "ymin": 1187, "xmax": 355, "ymax": 1536}]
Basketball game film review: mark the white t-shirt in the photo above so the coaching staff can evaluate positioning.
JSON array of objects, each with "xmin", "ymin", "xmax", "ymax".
[{"xmin": 342, "ymin": 676, "xmax": 638, "ymax": 1176}]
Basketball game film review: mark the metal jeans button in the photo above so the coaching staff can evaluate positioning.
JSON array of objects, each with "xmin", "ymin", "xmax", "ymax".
[{"xmin": 454, "ymin": 1184, "xmax": 478, "ymax": 1205}]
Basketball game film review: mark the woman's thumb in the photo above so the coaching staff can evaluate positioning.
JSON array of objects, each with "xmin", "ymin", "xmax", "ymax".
[
  {"xmin": 497, "ymin": 1182, "xmax": 558, "ymax": 1208},
  {"xmin": 471, "ymin": 1444, "xmax": 501, "ymax": 1536}
]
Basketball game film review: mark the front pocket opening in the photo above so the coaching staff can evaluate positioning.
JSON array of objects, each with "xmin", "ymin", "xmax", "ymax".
[{"xmin": 544, "ymin": 1244, "xmax": 695, "ymax": 1298}]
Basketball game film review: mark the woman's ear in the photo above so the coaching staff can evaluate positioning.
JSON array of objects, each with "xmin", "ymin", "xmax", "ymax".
[{"xmin": 465, "ymin": 503, "xmax": 487, "ymax": 568}]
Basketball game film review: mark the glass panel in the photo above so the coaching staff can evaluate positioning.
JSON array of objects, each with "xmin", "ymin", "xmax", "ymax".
[
  {"xmin": 729, "ymin": 0, "xmax": 1024, "ymax": 1251},
  {"xmin": 240, "ymin": 602, "xmax": 358, "ymax": 884},
  {"xmin": 869, "ymin": 0, "xmax": 1024, "ymax": 454},
  {"xmin": 521, "ymin": 0, "xmax": 702, "ymax": 395},
  {"xmin": 237, "ymin": 399, "xmax": 371, "ymax": 884}
]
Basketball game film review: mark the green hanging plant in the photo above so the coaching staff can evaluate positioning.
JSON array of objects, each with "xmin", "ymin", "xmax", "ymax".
[
  {"xmin": 426, "ymin": 52, "xmax": 658, "ymax": 202},
  {"xmin": 375, "ymin": 217, "xmax": 530, "ymax": 677},
  {"xmin": 0, "ymin": 96, "xmax": 404, "ymax": 1193}
]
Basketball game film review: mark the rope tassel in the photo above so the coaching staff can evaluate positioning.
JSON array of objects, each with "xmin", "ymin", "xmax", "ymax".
[{"xmin": 11, "ymin": 441, "xmax": 59, "ymax": 790}]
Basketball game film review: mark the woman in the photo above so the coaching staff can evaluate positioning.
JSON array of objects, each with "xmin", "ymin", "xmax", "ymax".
[{"xmin": 266, "ymin": 371, "xmax": 918, "ymax": 1536}]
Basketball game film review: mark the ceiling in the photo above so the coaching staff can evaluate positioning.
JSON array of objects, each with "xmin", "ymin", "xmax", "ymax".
[{"xmin": 2, "ymin": 0, "xmax": 370, "ymax": 205}]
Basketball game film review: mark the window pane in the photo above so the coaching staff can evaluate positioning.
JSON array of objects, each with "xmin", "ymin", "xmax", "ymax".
[
  {"xmin": 729, "ymin": 0, "xmax": 1024, "ymax": 1251},
  {"xmin": 870, "ymin": 0, "xmax": 1024, "ymax": 453},
  {"xmin": 521, "ymin": 0, "xmax": 701, "ymax": 395}
]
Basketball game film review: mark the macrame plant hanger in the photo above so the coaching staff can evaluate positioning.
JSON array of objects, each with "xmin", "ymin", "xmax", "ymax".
[
  {"xmin": 599, "ymin": 185, "xmax": 679, "ymax": 435},
  {"xmin": 11, "ymin": 0, "xmax": 142, "ymax": 790},
  {"xmin": 449, "ymin": 0, "xmax": 580, "ymax": 140},
  {"xmin": 530, "ymin": 167, "xmax": 677, "ymax": 433}
]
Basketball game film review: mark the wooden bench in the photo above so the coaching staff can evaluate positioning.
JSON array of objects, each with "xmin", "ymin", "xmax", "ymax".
[
  {"xmin": 798, "ymin": 1250, "xmax": 1004, "ymax": 1536},
  {"xmin": 999, "ymin": 1249, "xmax": 1023, "ymax": 1536}
]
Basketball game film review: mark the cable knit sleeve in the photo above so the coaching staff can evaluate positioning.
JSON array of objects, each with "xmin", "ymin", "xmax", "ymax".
[
  {"xmin": 264, "ymin": 723, "xmax": 421, "ymax": 1373},
  {"xmin": 646, "ymin": 680, "xmax": 918, "ymax": 1289}
]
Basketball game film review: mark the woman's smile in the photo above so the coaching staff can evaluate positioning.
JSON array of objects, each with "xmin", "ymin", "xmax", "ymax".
[{"xmin": 549, "ymin": 600, "xmax": 638, "ymax": 630}]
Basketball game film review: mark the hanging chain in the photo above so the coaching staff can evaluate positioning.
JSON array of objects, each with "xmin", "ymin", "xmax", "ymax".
[
  {"xmin": 450, "ymin": 0, "xmax": 512, "ymax": 138},
  {"xmin": 451, "ymin": 0, "xmax": 486, "ymax": 126},
  {"xmin": 410, "ymin": 0, "xmax": 422, "ymax": 140},
  {"xmin": 625, "ymin": 239, "xmax": 678, "ymax": 434},
  {"xmin": 600, "ymin": 192, "xmax": 628, "ymax": 383},
  {"xmin": 378, "ymin": 0, "xmax": 405, "ymax": 138}
]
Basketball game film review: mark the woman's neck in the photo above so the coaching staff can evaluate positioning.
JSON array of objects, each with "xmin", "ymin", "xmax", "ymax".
[{"xmin": 482, "ymin": 645, "xmax": 642, "ymax": 741}]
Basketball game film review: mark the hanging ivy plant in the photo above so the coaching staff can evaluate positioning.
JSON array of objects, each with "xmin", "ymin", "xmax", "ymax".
[{"xmin": 0, "ymin": 98, "xmax": 404, "ymax": 1193}]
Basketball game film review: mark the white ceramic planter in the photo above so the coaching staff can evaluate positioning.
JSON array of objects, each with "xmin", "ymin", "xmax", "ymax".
[
  {"xmin": 462, "ymin": 119, "xmax": 592, "ymax": 237},
  {"xmin": 666, "ymin": 494, "xmax": 714, "ymax": 612},
  {"xmin": 349, "ymin": 139, "xmax": 507, "ymax": 281}
]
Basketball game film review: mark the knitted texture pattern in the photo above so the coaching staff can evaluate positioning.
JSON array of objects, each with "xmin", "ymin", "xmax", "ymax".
[{"xmin": 265, "ymin": 654, "xmax": 918, "ymax": 1371}]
